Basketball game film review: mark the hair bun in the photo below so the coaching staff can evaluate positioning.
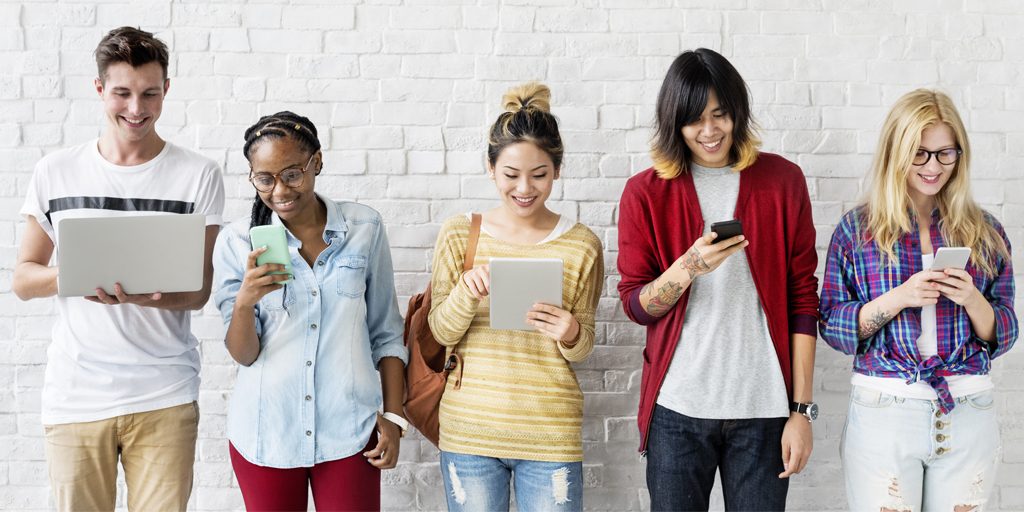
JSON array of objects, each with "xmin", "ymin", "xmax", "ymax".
[{"xmin": 502, "ymin": 82, "xmax": 552, "ymax": 114}]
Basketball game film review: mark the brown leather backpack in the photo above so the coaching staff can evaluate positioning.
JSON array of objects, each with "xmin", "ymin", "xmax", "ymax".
[{"xmin": 403, "ymin": 214, "xmax": 481, "ymax": 446}]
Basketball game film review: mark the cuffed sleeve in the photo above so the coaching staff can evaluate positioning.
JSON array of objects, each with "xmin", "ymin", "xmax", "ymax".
[
  {"xmin": 784, "ymin": 172, "xmax": 820, "ymax": 336},
  {"xmin": 365, "ymin": 223, "xmax": 408, "ymax": 368},
  {"xmin": 978, "ymin": 221, "xmax": 1017, "ymax": 359},
  {"xmin": 212, "ymin": 225, "xmax": 262, "ymax": 339},
  {"xmin": 557, "ymin": 235, "xmax": 604, "ymax": 362},
  {"xmin": 616, "ymin": 179, "xmax": 664, "ymax": 326},
  {"xmin": 819, "ymin": 221, "xmax": 868, "ymax": 356}
]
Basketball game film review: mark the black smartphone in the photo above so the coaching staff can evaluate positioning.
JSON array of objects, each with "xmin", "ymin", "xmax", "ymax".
[{"xmin": 710, "ymin": 219, "xmax": 743, "ymax": 242}]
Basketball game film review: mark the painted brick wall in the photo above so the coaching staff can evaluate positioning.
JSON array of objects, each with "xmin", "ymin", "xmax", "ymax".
[{"xmin": 0, "ymin": 1, "xmax": 1022, "ymax": 510}]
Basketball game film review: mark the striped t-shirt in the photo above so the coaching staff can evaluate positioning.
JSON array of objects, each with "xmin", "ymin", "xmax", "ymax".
[{"xmin": 428, "ymin": 214, "xmax": 604, "ymax": 462}]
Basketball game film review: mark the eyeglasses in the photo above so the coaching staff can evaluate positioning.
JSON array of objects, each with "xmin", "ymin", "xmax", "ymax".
[
  {"xmin": 249, "ymin": 153, "xmax": 316, "ymax": 193},
  {"xmin": 913, "ymin": 148, "xmax": 961, "ymax": 166}
]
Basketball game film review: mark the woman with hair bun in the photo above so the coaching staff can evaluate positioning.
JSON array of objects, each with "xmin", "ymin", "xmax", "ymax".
[
  {"xmin": 820, "ymin": 89, "xmax": 1017, "ymax": 509},
  {"xmin": 212, "ymin": 111, "xmax": 407, "ymax": 511},
  {"xmin": 428, "ymin": 82, "xmax": 604, "ymax": 511}
]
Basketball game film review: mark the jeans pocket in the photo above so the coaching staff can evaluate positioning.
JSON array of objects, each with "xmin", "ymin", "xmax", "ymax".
[
  {"xmin": 336, "ymin": 255, "xmax": 368, "ymax": 298},
  {"xmin": 965, "ymin": 390, "xmax": 995, "ymax": 410},
  {"xmin": 850, "ymin": 386, "xmax": 895, "ymax": 408}
]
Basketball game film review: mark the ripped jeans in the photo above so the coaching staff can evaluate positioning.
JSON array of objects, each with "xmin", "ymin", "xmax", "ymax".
[
  {"xmin": 841, "ymin": 386, "xmax": 1000, "ymax": 511},
  {"xmin": 439, "ymin": 451, "xmax": 583, "ymax": 512}
]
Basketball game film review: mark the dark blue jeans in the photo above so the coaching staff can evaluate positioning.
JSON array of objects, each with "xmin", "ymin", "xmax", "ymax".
[{"xmin": 646, "ymin": 404, "xmax": 789, "ymax": 512}]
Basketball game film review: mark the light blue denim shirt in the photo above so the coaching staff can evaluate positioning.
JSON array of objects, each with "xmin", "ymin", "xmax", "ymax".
[{"xmin": 213, "ymin": 196, "xmax": 407, "ymax": 468}]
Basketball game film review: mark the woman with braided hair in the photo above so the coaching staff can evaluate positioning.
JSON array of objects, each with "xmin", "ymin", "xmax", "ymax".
[
  {"xmin": 212, "ymin": 111, "xmax": 407, "ymax": 511},
  {"xmin": 428, "ymin": 83, "xmax": 603, "ymax": 511}
]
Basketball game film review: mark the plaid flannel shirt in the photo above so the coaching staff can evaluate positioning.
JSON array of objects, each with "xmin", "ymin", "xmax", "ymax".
[{"xmin": 819, "ymin": 207, "xmax": 1017, "ymax": 413}]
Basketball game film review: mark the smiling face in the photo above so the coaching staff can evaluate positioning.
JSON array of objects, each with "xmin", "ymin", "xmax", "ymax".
[
  {"xmin": 95, "ymin": 61, "xmax": 168, "ymax": 149},
  {"xmin": 906, "ymin": 122, "xmax": 957, "ymax": 208},
  {"xmin": 488, "ymin": 142, "xmax": 558, "ymax": 220},
  {"xmin": 248, "ymin": 136, "xmax": 322, "ymax": 224},
  {"xmin": 681, "ymin": 89, "xmax": 734, "ymax": 168}
]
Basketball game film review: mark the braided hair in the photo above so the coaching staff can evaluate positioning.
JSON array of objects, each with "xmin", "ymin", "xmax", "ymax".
[
  {"xmin": 243, "ymin": 111, "xmax": 321, "ymax": 228},
  {"xmin": 487, "ymin": 82, "xmax": 563, "ymax": 169}
]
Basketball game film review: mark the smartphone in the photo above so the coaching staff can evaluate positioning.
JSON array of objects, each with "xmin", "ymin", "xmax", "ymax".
[
  {"xmin": 931, "ymin": 247, "xmax": 971, "ymax": 271},
  {"xmin": 249, "ymin": 225, "xmax": 292, "ymax": 282},
  {"xmin": 710, "ymin": 219, "xmax": 743, "ymax": 242}
]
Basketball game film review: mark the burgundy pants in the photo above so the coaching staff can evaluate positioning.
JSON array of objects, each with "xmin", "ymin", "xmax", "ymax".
[{"xmin": 229, "ymin": 439, "xmax": 380, "ymax": 512}]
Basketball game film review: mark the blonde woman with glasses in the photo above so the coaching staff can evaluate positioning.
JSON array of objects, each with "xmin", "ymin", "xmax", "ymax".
[{"xmin": 820, "ymin": 89, "xmax": 1017, "ymax": 510}]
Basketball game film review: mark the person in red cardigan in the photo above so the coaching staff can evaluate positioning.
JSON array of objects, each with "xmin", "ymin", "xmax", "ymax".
[{"xmin": 616, "ymin": 48, "xmax": 820, "ymax": 511}]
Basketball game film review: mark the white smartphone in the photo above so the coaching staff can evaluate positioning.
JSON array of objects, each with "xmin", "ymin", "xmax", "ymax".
[{"xmin": 931, "ymin": 247, "xmax": 971, "ymax": 270}]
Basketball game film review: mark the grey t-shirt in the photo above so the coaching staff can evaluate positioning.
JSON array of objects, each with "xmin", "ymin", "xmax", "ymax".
[{"xmin": 655, "ymin": 163, "xmax": 789, "ymax": 419}]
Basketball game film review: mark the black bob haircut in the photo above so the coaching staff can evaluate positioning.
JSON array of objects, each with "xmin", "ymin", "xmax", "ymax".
[{"xmin": 651, "ymin": 48, "xmax": 760, "ymax": 179}]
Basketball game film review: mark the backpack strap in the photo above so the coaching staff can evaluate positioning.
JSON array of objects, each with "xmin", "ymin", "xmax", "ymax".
[{"xmin": 464, "ymin": 213, "xmax": 482, "ymax": 272}]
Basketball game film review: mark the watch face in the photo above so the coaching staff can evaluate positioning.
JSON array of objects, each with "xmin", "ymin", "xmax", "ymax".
[{"xmin": 807, "ymin": 402, "xmax": 819, "ymax": 421}]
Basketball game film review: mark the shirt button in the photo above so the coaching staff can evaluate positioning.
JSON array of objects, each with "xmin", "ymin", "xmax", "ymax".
[
  {"xmin": 935, "ymin": 421, "xmax": 944, "ymax": 429},
  {"xmin": 306, "ymin": 360, "xmax": 312, "ymax": 366},
  {"xmin": 936, "ymin": 434, "xmax": 946, "ymax": 442},
  {"xmin": 312, "ymin": 290, "xmax": 317, "ymax": 297},
  {"xmin": 935, "ymin": 411, "xmax": 942, "ymax": 418},
  {"xmin": 305, "ymin": 395, "xmax": 311, "ymax": 401},
  {"xmin": 306, "ymin": 430, "xmax": 312, "ymax": 436},
  {"xmin": 311, "ymin": 323, "xmax": 318, "ymax": 330},
  {"xmin": 935, "ymin": 447, "xmax": 946, "ymax": 455},
  {"xmin": 318, "ymin": 261, "xmax": 325, "ymax": 266}
]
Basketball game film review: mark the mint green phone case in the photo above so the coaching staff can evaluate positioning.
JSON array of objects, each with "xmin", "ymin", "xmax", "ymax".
[{"xmin": 250, "ymin": 225, "xmax": 292, "ymax": 282}]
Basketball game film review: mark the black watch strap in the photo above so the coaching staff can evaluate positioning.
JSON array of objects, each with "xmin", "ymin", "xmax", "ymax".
[{"xmin": 790, "ymin": 401, "xmax": 808, "ymax": 414}]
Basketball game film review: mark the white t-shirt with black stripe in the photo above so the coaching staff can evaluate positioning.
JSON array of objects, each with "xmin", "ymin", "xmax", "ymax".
[{"xmin": 20, "ymin": 139, "xmax": 225, "ymax": 425}]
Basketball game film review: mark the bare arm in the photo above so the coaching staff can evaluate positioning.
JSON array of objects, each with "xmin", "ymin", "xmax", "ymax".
[
  {"xmin": 224, "ymin": 246, "xmax": 288, "ymax": 366},
  {"xmin": 637, "ymin": 233, "xmax": 748, "ymax": 318},
  {"xmin": 13, "ymin": 216, "xmax": 58, "ymax": 300}
]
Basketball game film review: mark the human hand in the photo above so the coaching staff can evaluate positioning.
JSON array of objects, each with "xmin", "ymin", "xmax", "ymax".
[
  {"xmin": 933, "ymin": 268, "xmax": 983, "ymax": 308},
  {"xmin": 85, "ymin": 282, "xmax": 161, "ymax": 306},
  {"xmin": 675, "ymin": 232, "xmax": 748, "ymax": 280},
  {"xmin": 462, "ymin": 264, "xmax": 490, "ymax": 299},
  {"xmin": 527, "ymin": 303, "xmax": 579, "ymax": 345},
  {"xmin": 364, "ymin": 413, "xmax": 402, "ymax": 469},
  {"xmin": 779, "ymin": 412, "xmax": 813, "ymax": 478},
  {"xmin": 894, "ymin": 269, "xmax": 946, "ymax": 308},
  {"xmin": 236, "ymin": 246, "xmax": 289, "ymax": 308}
]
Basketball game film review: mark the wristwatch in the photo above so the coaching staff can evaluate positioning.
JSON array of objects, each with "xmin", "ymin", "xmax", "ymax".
[
  {"xmin": 381, "ymin": 411, "xmax": 409, "ymax": 437},
  {"xmin": 790, "ymin": 401, "xmax": 819, "ymax": 422}
]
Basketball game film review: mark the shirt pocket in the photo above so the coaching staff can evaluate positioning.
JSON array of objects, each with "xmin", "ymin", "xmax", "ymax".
[{"xmin": 336, "ymin": 255, "xmax": 368, "ymax": 298}]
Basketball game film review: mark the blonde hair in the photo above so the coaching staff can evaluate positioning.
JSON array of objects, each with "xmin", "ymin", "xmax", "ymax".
[
  {"xmin": 487, "ymin": 82, "xmax": 563, "ymax": 168},
  {"xmin": 863, "ymin": 89, "xmax": 1008, "ymax": 276}
]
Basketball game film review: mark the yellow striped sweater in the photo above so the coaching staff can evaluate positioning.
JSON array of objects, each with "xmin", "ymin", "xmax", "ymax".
[{"xmin": 427, "ymin": 215, "xmax": 604, "ymax": 462}]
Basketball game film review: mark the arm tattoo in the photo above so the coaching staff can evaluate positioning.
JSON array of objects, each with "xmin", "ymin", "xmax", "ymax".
[
  {"xmin": 679, "ymin": 248, "xmax": 711, "ymax": 279},
  {"xmin": 857, "ymin": 309, "xmax": 892, "ymax": 339},
  {"xmin": 643, "ymin": 280, "xmax": 684, "ymax": 317}
]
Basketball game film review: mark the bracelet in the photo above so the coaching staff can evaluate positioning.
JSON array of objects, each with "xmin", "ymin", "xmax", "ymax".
[{"xmin": 381, "ymin": 411, "xmax": 409, "ymax": 437}]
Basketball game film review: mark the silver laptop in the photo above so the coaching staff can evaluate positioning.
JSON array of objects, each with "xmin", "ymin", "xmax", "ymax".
[
  {"xmin": 57, "ymin": 214, "xmax": 206, "ymax": 297},
  {"xmin": 488, "ymin": 257, "xmax": 563, "ymax": 331}
]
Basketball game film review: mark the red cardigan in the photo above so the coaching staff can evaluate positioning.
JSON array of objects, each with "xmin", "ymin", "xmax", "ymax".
[{"xmin": 616, "ymin": 152, "xmax": 819, "ymax": 452}]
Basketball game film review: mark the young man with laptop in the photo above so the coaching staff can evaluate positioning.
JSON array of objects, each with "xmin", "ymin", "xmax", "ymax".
[{"xmin": 12, "ymin": 27, "xmax": 224, "ymax": 512}]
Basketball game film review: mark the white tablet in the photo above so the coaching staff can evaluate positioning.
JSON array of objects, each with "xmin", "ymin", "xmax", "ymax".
[
  {"xmin": 489, "ymin": 257, "xmax": 563, "ymax": 331},
  {"xmin": 56, "ymin": 214, "xmax": 207, "ymax": 297}
]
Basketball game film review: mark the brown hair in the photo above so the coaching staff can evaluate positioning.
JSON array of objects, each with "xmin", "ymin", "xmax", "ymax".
[
  {"xmin": 487, "ymin": 82, "xmax": 563, "ymax": 169},
  {"xmin": 94, "ymin": 26, "xmax": 170, "ymax": 82}
]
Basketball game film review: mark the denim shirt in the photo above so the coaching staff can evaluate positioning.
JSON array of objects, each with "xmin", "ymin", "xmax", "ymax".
[{"xmin": 213, "ymin": 196, "xmax": 407, "ymax": 468}]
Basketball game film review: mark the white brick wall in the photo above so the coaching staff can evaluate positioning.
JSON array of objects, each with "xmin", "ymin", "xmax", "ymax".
[{"xmin": 1, "ymin": 1, "xmax": 1022, "ymax": 511}]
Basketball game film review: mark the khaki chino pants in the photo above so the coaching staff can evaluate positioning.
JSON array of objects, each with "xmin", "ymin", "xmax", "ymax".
[{"xmin": 43, "ymin": 402, "xmax": 199, "ymax": 512}]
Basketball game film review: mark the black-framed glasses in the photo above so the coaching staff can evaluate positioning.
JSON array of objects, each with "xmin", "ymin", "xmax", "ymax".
[
  {"xmin": 249, "ymin": 153, "xmax": 316, "ymax": 193},
  {"xmin": 913, "ymin": 148, "xmax": 961, "ymax": 166}
]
